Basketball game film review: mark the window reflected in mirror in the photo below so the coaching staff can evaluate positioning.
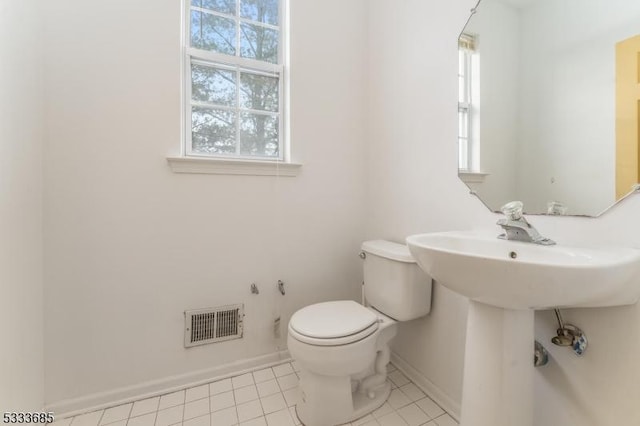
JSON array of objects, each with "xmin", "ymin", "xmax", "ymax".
[{"xmin": 458, "ymin": 33, "xmax": 480, "ymax": 172}]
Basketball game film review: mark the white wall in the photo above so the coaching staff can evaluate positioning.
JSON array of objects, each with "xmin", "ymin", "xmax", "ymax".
[
  {"xmin": 366, "ymin": 0, "xmax": 640, "ymax": 424},
  {"xmin": 0, "ymin": 0, "xmax": 44, "ymax": 411},
  {"xmin": 42, "ymin": 0, "xmax": 367, "ymax": 406}
]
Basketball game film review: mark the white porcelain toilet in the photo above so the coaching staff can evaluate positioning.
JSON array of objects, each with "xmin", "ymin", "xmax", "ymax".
[{"xmin": 287, "ymin": 240, "xmax": 432, "ymax": 426}]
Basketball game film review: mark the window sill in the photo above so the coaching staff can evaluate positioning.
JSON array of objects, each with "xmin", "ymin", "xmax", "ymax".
[
  {"xmin": 459, "ymin": 171, "xmax": 489, "ymax": 183},
  {"xmin": 167, "ymin": 156, "xmax": 302, "ymax": 177}
]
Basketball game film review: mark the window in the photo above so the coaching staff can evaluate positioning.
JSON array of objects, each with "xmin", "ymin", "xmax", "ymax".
[
  {"xmin": 458, "ymin": 33, "xmax": 479, "ymax": 172},
  {"xmin": 185, "ymin": 0, "xmax": 285, "ymax": 161}
]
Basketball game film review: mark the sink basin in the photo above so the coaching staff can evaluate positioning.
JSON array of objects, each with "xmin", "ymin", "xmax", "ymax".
[{"xmin": 406, "ymin": 230, "xmax": 640, "ymax": 310}]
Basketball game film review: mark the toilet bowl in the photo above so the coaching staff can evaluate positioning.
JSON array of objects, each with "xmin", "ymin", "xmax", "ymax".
[{"xmin": 288, "ymin": 240, "xmax": 432, "ymax": 426}]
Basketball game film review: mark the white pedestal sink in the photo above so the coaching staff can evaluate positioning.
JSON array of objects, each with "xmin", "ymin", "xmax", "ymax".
[{"xmin": 406, "ymin": 230, "xmax": 640, "ymax": 426}]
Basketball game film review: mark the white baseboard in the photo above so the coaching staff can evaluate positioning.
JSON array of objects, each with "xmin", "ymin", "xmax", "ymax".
[
  {"xmin": 390, "ymin": 351, "xmax": 461, "ymax": 421},
  {"xmin": 47, "ymin": 350, "xmax": 291, "ymax": 418}
]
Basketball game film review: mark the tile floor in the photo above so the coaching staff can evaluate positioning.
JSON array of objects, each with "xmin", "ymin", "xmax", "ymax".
[{"xmin": 52, "ymin": 362, "xmax": 458, "ymax": 426}]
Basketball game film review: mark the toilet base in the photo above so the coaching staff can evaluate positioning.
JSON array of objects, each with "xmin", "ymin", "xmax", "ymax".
[
  {"xmin": 296, "ymin": 371, "xmax": 391, "ymax": 426},
  {"xmin": 350, "ymin": 381, "xmax": 391, "ymax": 421}
]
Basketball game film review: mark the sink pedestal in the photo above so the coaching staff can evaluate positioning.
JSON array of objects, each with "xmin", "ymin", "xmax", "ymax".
[{"xmin": 460, "ymin": 301, "xmax": 534, "ymax": 426}]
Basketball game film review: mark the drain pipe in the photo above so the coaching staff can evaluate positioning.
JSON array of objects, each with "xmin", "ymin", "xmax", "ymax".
[{"xmin": 534, "ymin": 341, "xmax": 549, "ymax": 367}]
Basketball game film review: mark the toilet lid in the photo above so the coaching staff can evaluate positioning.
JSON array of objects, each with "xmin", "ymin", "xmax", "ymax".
[{"xmin": 289, "ymin": 301, "xmax": 379, "ymax": 342}]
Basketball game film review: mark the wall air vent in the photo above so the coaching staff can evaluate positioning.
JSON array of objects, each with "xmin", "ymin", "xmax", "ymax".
[{"xmin": 184, "ymin": 304, "xmax": 244, "ymax": 348}]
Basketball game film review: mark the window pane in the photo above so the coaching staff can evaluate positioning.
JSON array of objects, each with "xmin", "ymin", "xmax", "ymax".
[
  {"xmin": 240, "ymin": 23, "xmax": 278, "ymax": 63},
  {"xmin": 192, "ymin": 106, "xmax": 237, "ymax": 154},
  {"xmin": 240, "ymin": 0, "xmax": 278, "ymax": 25},
  {"xmin": 459, "ymin": 137, "xmax": 469, "ymax": 170},
  {"xmin": 240, "ymin": 112, "xmax": 278, "ymax": 157},
  {"xmin": 192, "ymin": 64, "xmax": 237, "ymax": 106},
  {"xmin": 458, "ymin": 110, "xmax": 468, "ymax": 137},
  {"xmin": 240, "ymin": 72, "xmax": 278, "ymax": 112},
  {"xmin": 191, "ymin": 10, "xmax": 236, "ymax": 55},
  {"xmin": 191, "ymin": 0, "xmax": 236, "ymax": 15}
]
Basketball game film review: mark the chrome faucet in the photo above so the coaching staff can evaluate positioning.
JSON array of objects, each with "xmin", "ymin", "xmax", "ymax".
[{"xmin": 497, "ymin": 201, "xmax": 555, "ymax": 245}]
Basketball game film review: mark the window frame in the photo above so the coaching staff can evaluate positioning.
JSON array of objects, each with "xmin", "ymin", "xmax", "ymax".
[{"xmin": 182, "ymin": 0, "xmax": 287, "ymax": 162}]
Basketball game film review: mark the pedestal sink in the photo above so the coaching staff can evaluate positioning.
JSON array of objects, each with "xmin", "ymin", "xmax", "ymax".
[{"xmin": 406, "ymin": 230, "xmax": 640, "ymax": 426}]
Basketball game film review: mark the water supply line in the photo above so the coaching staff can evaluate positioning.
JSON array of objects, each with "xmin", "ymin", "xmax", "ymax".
[{"xmin": 551, "ymin": 309, "xmax": 588, "ymax": 356}]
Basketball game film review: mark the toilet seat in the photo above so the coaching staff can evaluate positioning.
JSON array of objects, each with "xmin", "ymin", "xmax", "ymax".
[{"xmin": 289, "ymin": 300, "xmax": 379, "ymax": 346}]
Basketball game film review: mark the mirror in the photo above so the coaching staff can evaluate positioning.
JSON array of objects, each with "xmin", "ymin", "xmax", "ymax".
[{"xmin": 458, "ymin": 0, "xmax": 640, "ymax": 216}]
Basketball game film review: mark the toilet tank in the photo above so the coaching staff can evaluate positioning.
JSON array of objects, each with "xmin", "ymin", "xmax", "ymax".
[{"xmin": 361, "ymin": 240, "xmax": 432, "ymax": 321}]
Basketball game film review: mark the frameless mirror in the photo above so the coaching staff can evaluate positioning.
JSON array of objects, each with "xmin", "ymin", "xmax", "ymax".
[{"xmin": 458, "ymin": 0, "xmax": 640, "ymax": 216}]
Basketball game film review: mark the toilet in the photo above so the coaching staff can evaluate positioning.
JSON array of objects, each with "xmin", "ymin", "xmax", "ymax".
[{"xmin": 287, "ymin": 240, "xmax": 432, "ymax": 426}]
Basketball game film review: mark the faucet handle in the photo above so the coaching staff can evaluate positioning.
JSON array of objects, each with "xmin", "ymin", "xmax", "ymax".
[{"xmin": 500, "ymin": 201, "xmax": 524, "ymax": 221}]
